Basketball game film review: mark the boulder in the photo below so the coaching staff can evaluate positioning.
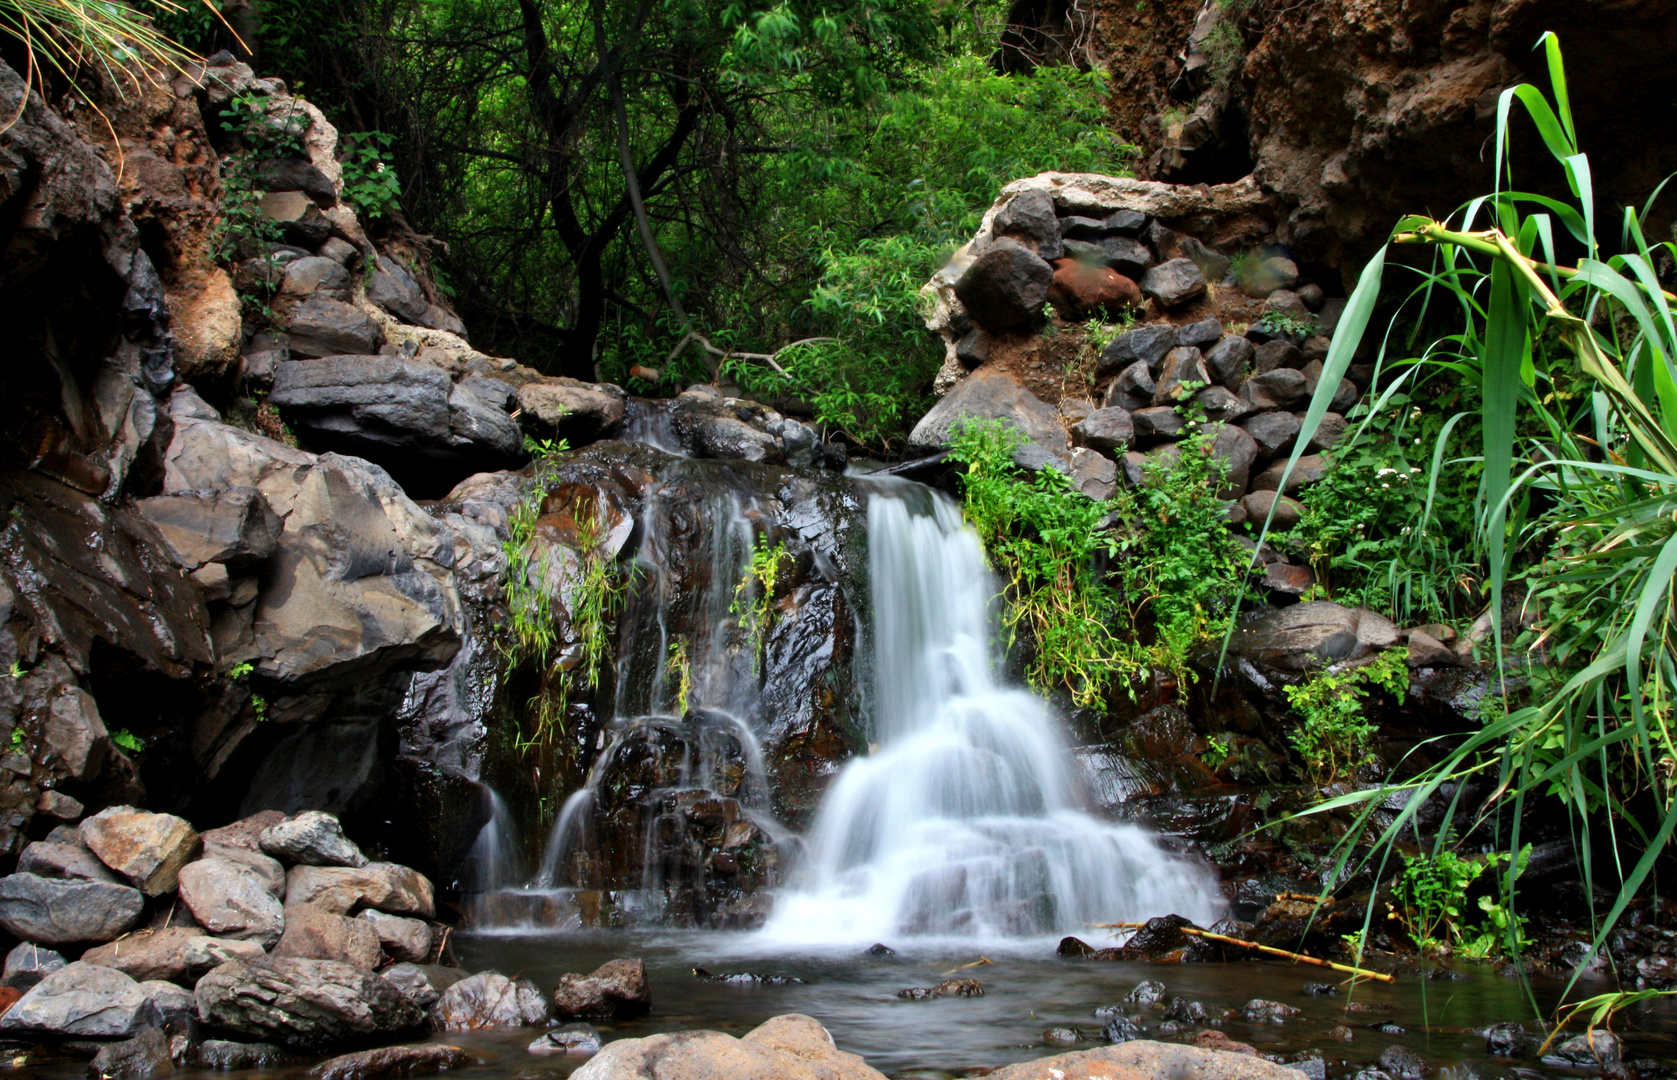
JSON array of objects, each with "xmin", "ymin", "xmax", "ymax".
[
  {"xmin": 569, "ymin": 1014, "xmax": 887, "ymax": 1080},
  {"xmin": 1240, "ymin": 412, "xmax": 1302, "ymax": 458},
  {"xmin": 1329, "ymin": 378, "xmax": 1360, "ymax": 413},
  {"xmin": 307, "ymin": 1043, "xmax": 478, "ymax": 1080},
  {"xmin": 0, "ymin": 962, "xmax": 151, "ymax": 1037},
  {"xmin": 1254, "ymin": 340, "xmax": 1305, "ymax": 373},
  {"xmin": 991, "ymin": 189, "xmax": 1063, "ymax": 260},
  {"xmin": 1153, "ymin": 348, "xmax": 1210, "ymax": 406},
  {"xmin": 985, "ymin": 1040, "xmax": 1313, "ymax": 1080},
  {"xmin": 1407, "ymin": 630, "xmax": 1463, "ymax": 669},
  {"xmin": 954, "ymin": 238, "xmax": 1053, "ymax": 330},
  {"xmin": 135, "ymin": 488, "xmax": 282, "ymax": 571},
  {"xmin": 1068, "ymin": 448, "xmax": 1117, "ymax": 501},
  {"xmin": 514, "ymin": 378, "xmax": 628, "ymax": 443},
  {"xmin": 552, "ymin": 959, "xmax": 652, "ymax": 1020},
  {"xmin": 284, "ymin": 864, "xmax": 435, "ymax": 919},
  {"xmin": 260, "ymin": 811, "xmax": 368, "ymax": 868},
  {"xmin": 365, "ymin": 256, "xmax": 429, "ymax": 323},
  {"xmin": 137, "ymin": 979, "xmax": 197, "ymax": 1033},
  {"xmin": 177, "ymin": 854, "xmax": 286, "ymax": 947},
  {"xmin": 1132, "ymin": 407, "xmax": 1185, "ymax": 442},
  {"xmin": 1047, "ymin": 259, "xmax": 1142, "ymax": 321},
  {"xmin": 1238, "ymin": 369, "xmax": 1310, "ymax": 411},
  {"xmin": 1249, "ymin": 455, "xmax": 1329, "ymax": 494},
  {"xmin": 193, "ymin": 957, "xmax": 425, "ymax": 1048},
  {"xmin": 1097, "ymin": 324, "xmax": 1177, "ymax": 377},
  {"xmin": 81, "ymin": 927, "xmax": 211, "ymax": 984},
  {"xmin": 380, "ymin": 964, "xmax": 466, "ymax": 1009},
  {"xmin": 89, "ymin": 1028, "xmax": 174, "ymax": 1080},
  {"xmin": 1176, "ymin": 319, "xmax": 1223, "ymax": 350},
  {"xmin": 1126, "ymin": 981, "xmax": 1168, "ymax": 1006},
  {"xmin": 666, "ymin": 389, "xmax": 787, "ymax": 463},
  {"xmin": 1543, "ymin": 1032, "xmax": 1623, "ymax": 1067},
  {"xmin": 284, "ymin": 297, "xmax": 383, "ymax": 358},
  {"xmin": 0, "ymin": 874, "xmax": 143, "ymax": 945},
  {"xmin": 529, "ymin": 1024, "xmax": 602, "ymax": 1056},
  {"xmin": 1379, "ymin": 1046, "xmax": 1428, "ymax": 1078},
  {"xmin": 17, "ymin": 840, "xmax": 118, "ymax": 882},
  {"xmin": 79, "ymin": 806, "xmax": 201, "ymax": 896},
  {"xmin": 280, "ymin": 257, "xmax": 351, "ymax": 300},
  {"xmin": 1229, "ymin": 601, "xmax": 1403, "ymax": 672},
  {"xmin": 273, "ymin": 905, "xmax": 383, "ymax": 969},
  {"xmin": 430, "ymin": 972, "xmax": 551, "ymax": 1030},
  {"xmin": 907, "ymin": 367, "xmax": 1069, "ymax": 458},
  {"xmin": 254, "ymin": 158, "xmax": 338, "ymax": 204},
  {"xmin": 1306, "ymin": 412, "xmax": 1348, "ymax": 452},
  {"xmin": 200, "ymin": 811, "xmax": 287, "ymax": 851},
  {"xmin": 1071, "ymin": 408, "xmax": 1135, "ymax": 455},
  {"xmin": 356, "ymin": 911, "xmax": 432, "ymax": 964},
  {"xmin": 261, "ymin": 191, "xmax": 332, "ymax": 245},
  {"xmin": 1101, "ymin": 236, "xmax": 1153, "ymax": 278},
  {"xmin": 1244, "ymin": 998, "xmax": 1303, "ymax": 1023},
  {"xmin": 41, "ymin": 688, "xmax": 109, "ymax": 784},
  {"xmin": 1206, "ymin": 423, "xmax": 1260, "ymax": 497},
  {"xmin": 202, "ymin": 842, "xmax": 286, "ymax": 893},
  {"xmin": 1103, "ymin": 359, "xmax": 1157, "ymax": 411},
  {"xmin": 2, "ymin": 943, "xmax": 66, "ymax": 991},
  {"xmin": 1138, "ymin": 258, "xmax": 1207, "ymax": 309},
  {"xmin": 196, "ymin": 1041, "xmax": 294, "ymax": 1069},
  {"xmin": 1240, "ymin": 490, "xmax": 1304, "ymax": 530},
  {"xmin": 1194, "ymin": 386, "xmax": 1249, "ymax": 424},
  {"xmin": 1205, "ymin": 336, "xmax": 1254, "ymax": 388}
]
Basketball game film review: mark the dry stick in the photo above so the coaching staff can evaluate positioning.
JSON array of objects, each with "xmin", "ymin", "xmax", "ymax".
[{"xmin": 1086, "ymin": 923, "xmax": 1395, "ymax": 984}]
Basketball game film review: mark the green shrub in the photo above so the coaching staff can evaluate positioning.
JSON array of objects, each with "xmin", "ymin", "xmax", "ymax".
[{"xmin": 1283, "ymin": 648, "xmax": 1407, "ymax": 787}]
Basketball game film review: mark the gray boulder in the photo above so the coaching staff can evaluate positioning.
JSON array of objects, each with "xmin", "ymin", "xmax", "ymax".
[
  {"xmin": 1101, "ymin": 236, "xmax": 1153, "ymax": 278},
  {"xmin": 196, "ymin": 1041, "xmax": 294, "ymax": 1070},
  {"xmin": 991, "ymin": 189, "xmax": 1063, "ymax": 261},
  {"xmin": 1131, "ymin": 407, "xmax": 1186, "ymax": 443},
  {"xmin": 1240, "ymin": 412, "xmax": 1303, "ymax": 458},
  {"xmin": 1097, "ymin": 324, "xmax": 1176, "ymax": 377},
  {"xmin": 259, "ymin": 811, "xmax": 367, "ymax": 867},
  {"xmin": 253, "ymin": 158, "xmax": 338, "ymax": 205},
  {"xmin": 1103, "ymin": 359, "xmax": 1156, "ymax": 412},
  {"xmin": 666, "ymin": 389, "xmax": 785, "ymax": 464},
  {"xmin": 365, "ymin": 256, "xmax": 429, "ymax": 323},
  {"xmin": 553, "ymin": 959, "xmax": 652, "ymax": 1021},
  {"xmin": 284, "ymin": 297, "xmax": 383, "ymax": 358},
  {"xmin": 1071, "ymin": 408, "xmax": 1135, "ymax": 455},
  {"xmin": 1240, "ymin": 490, "xmax": 1304, "ymax": 530},
  {"xmin": 514, "ymin": 378, "xmax": 628, "ymax": 443},
  {"xmin": 79, "ymin": 806, "xmax": 201, "ymax": 896},
  {"xmin": 194, "ymin": 957, "xmax": 425, "ymax": 1048},
  {"xmin": 1249, "ymin": 454, "xmax": 1329, "ymax": 494},
  {"xmin": 1229, "ymin": 601, "xmax": 1401, "ymax": 673},
  {"xmin": 1254, "ymin": 340, "xmax": 1305, "ymax": 373},
  {"xmin": 1205, "ymin": 335, "xmax": 1254, "ymax": 388},
  {"xmin": 41, "ymin": 688, "xmax": 109, "ymax": 783},
  {"xmin": 954, "ymin": 238, "xmax": 1052, "ymax": 330},
  {"xmin": 2, "ymin": 943, "xmax": 66, "ymax": 991},
  {"xmin": 1176, "ymin": 319, "xmax": 1223, "ymax": 350},
  {"xmin": 1194, "ymin": 386, "xmax": 1250, "ymax": 424},
  {"xmin": 1139, "ymin": 259, "xmax": 1207, "ymax": 309},
  {"xmin": 0, "ymin": 962, "xmax": 152, "ymax": 1037},
  {"xmin": 380, "ymin": 964, "xmax": 466, "ymax": 1009},
  {"xmin": 135, "ymin": 488, "xmax": 282, "ymax": 571},
  {"xmin": 357, "ymin": 911, "xmax": 432, "ymax": 964},
  {"xmin": 430, "ymin": 971, "xmax": 551, "ymax": 1030},
  {"xmin": 1238, "ymin": 369, "xmax": 1309, "ymax": 411},
  {"xmin": 1068, "ymin": 449, "xmax": 1117, "ymax": 501},
  {"xmin": 87, "ymin": 1027, "xmax": 173, "ymax": 1080},
  {"xmin": 177, "ymin": 854, "xmax": 286, "ymax": 947},
  {"xmin": 280, "ymin": 257, "xmax": 351, "ymax": 301},
  {"xmin": 0, "ymin": 874, "xmax": 143, "ymax": 945},
  {"xmin": 985, "ymin": 1040, "xmax": 1312, "ymax": 1080},
  {"xmin": 308, "ymin": 1044, "xmax": 479, "ymax": 1080},
  {"xmin": 273, "ymin": 905, "xmax": 383, "ymax": 969},
  {"xmin": 907, "ymin": 368, "xmax": 1069, "ymax": 458},
  {"xmin": 1205, "ymin": 423, "xmax": 1260, "ymax": 498},
  {"xmin": 16, "ymin": 840, "xmax": 117, "ymax": 882},
  {"xmin": 1153, "ymin": 348, "xmax": 1210, "ymax": 406}
]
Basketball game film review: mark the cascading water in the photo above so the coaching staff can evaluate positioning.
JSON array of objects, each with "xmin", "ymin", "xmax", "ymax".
[{"xmin": 760, "ymin": 482, "xmax": 1226, "ymax": 943}]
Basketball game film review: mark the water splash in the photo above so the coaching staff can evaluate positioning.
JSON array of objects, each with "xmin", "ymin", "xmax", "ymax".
[{"xmin": 760, "ymin": 484, "xmax": 1225, "ymax": 944}]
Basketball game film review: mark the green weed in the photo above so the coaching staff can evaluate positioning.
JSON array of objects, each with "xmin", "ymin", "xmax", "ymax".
[
  {"xmin": 732, "ymin": 535, "xmax": 790, "ymax": 674},
  {"xmin": 1284, "ymin": 648, "xmax": 1407, "ymax": 787}
]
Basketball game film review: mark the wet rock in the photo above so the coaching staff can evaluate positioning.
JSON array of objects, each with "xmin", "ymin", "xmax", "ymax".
[
  {"xmin": 136, "ymin": 489, "xmax": 282, "ymax": 572},
  {"xmin": 570, "ymin": 1013, "xmax": 885, "ymax": 1080},
  {"xmin": 1197, "ymin": 1031, "xmax": 1259, "ymax": 1056},
  {"xmin": 1140, "ymin": 258, "xmax": 1208, "ymax": 309},
  {"xmin": 954, "ymin": 238, "xmax": 1053, "ymax": 330},
  {"xmin": 196, "ymin": 1040, "xmax": 294, "ymax": 1070},
  {"xmin": 1045, "ymin": 1026, "xmax": 1084, "ymax": 1046},
  {"xmin": 284, "ymin": 297, "xmax": 383, "ymax": 358},
  {"xmin": 306, "ymin": 1043, "xmax": 478, "ymax": 1080},
  {"xmin": 1099, "ymin": 324, "xmax": 1178, "ymax": 377},
  {"xmin": 356, "ymin": 911, "xmax": 432, "ymax": 964},
  {"xmin": 87, "ymin": 1027, "xmax": 172, "ymax": 1080},
  {"xmin": 431, "ymin": 971, "xmax": 551, "ymax": 1030},
  {"xmin": 1163, "ymin": 997, "xmax": 1211, "ymax": 1023},
  {"xmin": 1302, "ymin": 982, "xmax": 1339, "ymax": 996},
  {"xmin": 3, "ymin": 943, "xmax": 66, "ymax": 991},
  {"xmin": 273, "ymin": 905, "xmax": 382, "ymax": 969},
  {"xmin": 1048, "ymin": 259, "xmax": 1142, "ymax": 321},
  {"xmin": 0, "ymin": 874, "xmax": 144, "ymax": 945},
  {"xmin": 1072, "ymin": 408, "xmax": 1135, "ymax": 455},
  {"xmin": 284, "ymin": 863, "xmax": 435, "ymax": 918},
  {"xmin": 177, "ymin": 854, "xmax": 285, "ymax": 947},
  {"xmin": 1544, "ymin": 1032, "xmax": 1621, "ymax": 1068},
  {"xmin": 530, "ymin": 1024, "xmax": 603, "ymax": 1056},
  {"xmin": 42, "ymin": 689, "xmax": 111, "ymax": 784},
  {"xmin": 515, "ymin": 378, "xmax": 627, "ymax": 444},
  {"xmin": 194, "ymin": 957, "xmax": 425, "ymax": 1048},
  {"xmin": 985, "ymin": 1039, "xmax": 1316, "ymax": 1080},
  {"xmin": 897, "ymin": 978, "xmax": 984, "ymax": 1000},
  {"xmin": 1380, "ymin": 1046, "xmax": 1428, "ymax": 1078},
  {"xmin": 0, "ymin": 962, "xmax": 151, "ymax": 1037},
  {"xmin": 908, "ymin": 367, "xmax": 1069, "ymax": 458},
  {"xmin": 692, "ymin": 969, "xmax": 806, "ymax": 986},
  {"xmin": 380, "ymin": 964, "xmax": 466, "ymax": 1009},
  {"xmin": 1284, "ymin": 1055, "xmax": 1327, "ymax": 1080},
  {"xmin": 1264, "ymin": 563, "xmax": 1314, "ymax": 596},
  {"xmin": 17, "ymin": 840, "xmax": 118, "ymax": 882},
  {"xmin": 1241, "ymin": 490, "xmax": 1303, "ymax": 529},
  {"xmin": 1103, "ymin": 1016, "xmax": 1143, "ymax": 1042},
  {"xmin": 553, "ymin": 959, "xmax": 652, "ymax": 1020},
  {"xmin": 79, "ymin": 807, "xmax": 201, "ymax": 896},
  {"xmin": 1484, "ymin": 1022, "xmax": 1542, "ymax": 1057},
  {"xmin": 1406, "ymin": 630, "xmax": 1462, "ymax": 669},
  {"xmin": 1057, "ymin": 936, "xmax": 1098, "ymax": 957},
  {"xmin": 864, "ymin": 943, "xmax": 895, "ymax": 957},
  {"xmin": 1328, "ymin": 1026, "xmax": 1354, "ymax": 1042},
  {"xmin": 1126, "ymin": 981, "xmax": 1168, "ymax": 1006}
]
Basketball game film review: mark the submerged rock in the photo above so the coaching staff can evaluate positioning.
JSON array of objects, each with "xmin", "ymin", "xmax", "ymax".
[
  {"xmin": 306, "ymin": 1043, "xmax": 478, "ymax": 1080},
  {"xmin": 195, "ymin": 1040, "xmax": 293, "ymax": 1070},
  {"xmin": 985, "ymin": 1040, "xmax": 1315, "ymax": 1080},
  {"xmin": 380, "ymin": 963, "xmax": 466, "ymax": 1008},
  {"xmin": 896, "ymin": 978, "xmax": 984, "ymax": 1000},
  {"xmin": 529, "ymin": 1024, "xmax": 602, "ymax": 1056},
  {"xmin": 87, "ymin": 1027, "xmax": 173, "ymax": 1080},
  {"xmin": 692, "ymin": 968, "xmax": 805, "ymax": 985}
]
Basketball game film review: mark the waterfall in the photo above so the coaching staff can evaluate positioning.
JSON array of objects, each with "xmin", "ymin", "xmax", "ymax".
[{"xmin": 759, "ymin": 483, "xmax": 1226, "ymax": 943}]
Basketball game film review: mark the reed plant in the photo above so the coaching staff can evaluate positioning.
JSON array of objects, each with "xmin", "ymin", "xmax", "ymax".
[
  {"xmin": 1, "ymin": 0, "xmax": 220, "ymax": 118},
  {"xmin": 1258, "ymin": 34, "xmax": 1677, "ymax": 985}
]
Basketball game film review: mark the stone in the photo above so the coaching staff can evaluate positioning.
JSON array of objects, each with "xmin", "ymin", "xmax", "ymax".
[
  {"xmin": 1177, "ymin": 319, "xmax": 1223, "ymax": 349},
  {"xmin": 991, "ymin": 188, "xmax": 1063, "ymax": 260},
  {"xmin": 196, "ymin": 1041, "xmax": 294, "ymax": 1069},
  {"xmin": 137, "ymin": 979, "xmax": 196, "ymax": 1033},
  {"xmin": 1132, "ymin": 407, "xmax": 1186, "ymax": 442},
  {"xmin": 1068, "ymin": 448, "xmax": 1117, "ymax": 501},
  {"xmin": 530, "ymin": 1024, "xmax": 603, "ymax": 1056},
  {"xmin": 1230, "ymin": 601, "xmax": 1400, "ymax": 672},
  {"xmin": 88, "ymin": 1026, "xmax": 173, "ymax": 1080},
  {"xmin": 0, "ymin": 874, "xmax": 144, "ymax": 945},
  {"xmin": 194, "ymin": 957, "xmax": 425, "ymax": 1048},
  {"xmin": 17, "ymin": 840, "xmax": 118, "ymax": 882},
  {"xmin": 553, "ymin": 959, "xmax": 652, "ymax": 1020},
  {"xmin": 1058, "ymin": 215, "xmax": 1110, "ymax": 240},
  {"xmin": 1125, "ymin": 981, "xmax": 1168, "ymax": 1006},
  {"xmin": 1249, "ymin": 455, "xmax": 1329, "ymax": 494},
  {"xmin": 984, "ymin": 1040, "xmax": 1314, "ymax": 1080},
  {"xmin": 1104, "ymin": 359, "xmax": 1157, "ymax": 412},
  {"xmin": 1307, "ymin": 412, "xmax": 1348, "ymax": 452},
  {"xmin": 1098, "ymin": 324, "xmax": 1177, "ymax": 377},
  {"xmin": 569, "ymin": 1013, "xmax": 886, "ymax": 1080},
  {"xmin": 280, "ymin": 256, "xmax": 351, "ymax": 300},
  {"xmin": 896, "ymin": 978, "xmax": 983, "ymax": 1000},
  {"xmin": 307, "ymin": 1044, "xmax": 477, "ymax": 1080},
  {"xmin": 380, "ymin": 964, "xmax": 465, "ymax": 1009},
  {"xmin": 284, "ymin": 297, "xmax": 383, "ymax": 358},
  {"xmin": 1048, "ymin": 259, "xmax": 1142, "ymax": 321},
  {"xmin": 1206, "ymin": 423, "xmax": 1260, "ymax": 497},
  {"xmin": 201, "ymin": 811, "xmax": 287, "ymax": 851},
  {"xmin": 319, "ymin": 237, "xmax": 359, "ymax": 265},
  {"xmin": 80, "ymin": 807, "xmax": 201, "ymax": 896},
  {"xmin": 1330, "ymin": 378, "xmax": 1361, "ymax": 413},
  {"xmin": 259, "ymin": 811, "xmax": 368, "ymax": 867},
  {"xmin": 1205, "ymin": 335, "xmax": 1254, "ymax": 388},
  {"xmin": 273, "ymin": 905, "xmax": 382, "ymax": 969},
  {"xmin": 1240, "ymin": 412, "xmax": 1302, "ymax": 458},
  {"xmin": 1484, "ymin": 1022, "xmax": 1543, "ymax": 1057},
  {"xmin": 283, "ymin": 864, "xmax": 435, "ymax": 918},
  {"xmin": 136, "ymin": 488, "xmax": 282, "ymax": 571},
  {"xmin": 254, "ymin": 158, "xmax": 338, "ymax": 205},
  {"xmin": 3, "ymin": 943, "xmax": 66, "ymax": 991},
  {"xmin": 81, "ymin": 927, "xmax": 213, "ymax": 984},
  {"xmin": 1238, "ymin": 369, "xmax": 1309, "ymax": 412},
  {"xmin": 357, "ymin": 911, "xmax": 432, "ymax": 964},
  {"xmin": 1243, "ymin": 998, "xmax": 1303, "ymax": 1023},
  {"xmin": 431, "ymin": 971, "xmax": 551, "ymax": 1030},
  {"xmin": 1262, "ymin": 289, "xmax": 1310, "ymax": 322},
  {"xmin": 1153, "ymin": 348, "xmax": 1210, "ymax": 406},
  {"xmin": 177, "ymin": 855, "xmax": 286, "ymax": 947},
  {"xmin": 203, "ymin": 842, "xmax": 286, "ymax": 893},
  {"xmin": 1195, "ymin": 1030, "xmax": 1260, "ymax": 1057},
  {"xmin": 1139, "ymin": 258, "xmax": 1207, "ymax": 309},
  {"xmin": 953, "ymin": 328, "xmax": 993, "ymax": 371},
  {"xmin": 1407, "ymin": 630, "xmax": 1462, "ymax": 668},
  {"xmin": 37, "ymin": 790, "xmax": 85, "ymax": 820},
  {"xmin": 1101, "ymin": 236, "xmax": 1153, "ymax": 278},
  {"xmin": 1254, "ymin": 340, "xmax": 1306, "ymax": 374},
  {"xmin": 42, "ymin": 688, "xmax": 109, "ymax": 783},
  {"xmin": 907, "ymin": 367, "xmax": 1069, "ymax": 458},
  {"xmin": 365, "ymin": 256, "xmax": 429, "ymax": 323},
  {"xmin": 0, "ymin": 962, "xmax": 151, "ymax": 1037},
  {"xmin": 1103, "ymin": 1017, "xmax": 1142, "ymax": 1043},
  {"xmin": 1240, "ymin": 490, "xmax": 1304, "ymax": 529},
  {"xmin": 1056, "ymin": 936, "xmax": 1097, "ymax": 957},
  {"xmin": 954, "ymin": 238, "xmax": 1053, "ymax": 330},
  {"xmin": 1379, "ymin": 1046, "xmax": 1427, "ymax": 1078},
  {"xmin": 1071, "ymin": 408, "xmax": 1135, "ymax": 455},
  {"xmin": 1194, "ymin": 386, "xmax": 1249, "ymax": 424}
]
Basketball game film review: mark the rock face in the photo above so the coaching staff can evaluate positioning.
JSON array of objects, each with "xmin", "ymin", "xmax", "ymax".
[
  {"xmin": 0, "ymin": 874, "xmax": 144, "ymax": 945},
  {"xmin": 79, "ymin": 806, "xmax": 201, "ymax": 896},
  {"xmin": 0, "ymin": 962, "xmax": 153, "ymax": 1037},
  {"xmin": 88, "ymin": 1027, "xmax": 174, "ymax": 1080},
  {"xmin": 194, "ymin": 957, "xmax": 425, "ymax": 1047},
  {"xmin": 570, "ymin": 1014, "xmax": 888, "ymax": 1080},
  {"xmin": 430, "ymin": 972, "xmax": 551, "ymax": 1030},
  {"xmin": 515, "ymin": 378, "xmax": 627, "ymax": 443},
  {"xmin": 1229, "ymin": 601, "xmax": 1401, "ymax": 673},
  {"xmin": 552, "ymin": 959, "xmax": 652, "ymax": 1020}
]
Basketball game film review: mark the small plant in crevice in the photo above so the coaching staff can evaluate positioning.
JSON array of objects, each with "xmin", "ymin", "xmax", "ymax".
[
  {"xmin": 1199, "ymin": 20, "xmax": 1245, "ymax": 87},
  {"xmin": 1256, "ymin": 309, "xmax": 1319, "ymax": 338},
  {"xmin": 212, "ymin": 153, "xmax": 285, "ymax": 265},
  {"xmin": 667, "ymin": 639, "xmax": 693, "ymax": 716},
  {"xmin": 732, "ymin": 534, "xmax": 790, "ymax": 674},
  {"xmin": 7, "ymin": 725, "xmax": 24, "ymax": 751},
  {"xmin": 1283, "ymin": 648, "xmax": 1407, "ymax": 788},
  {"xmin": 110, "ymin": 729, "xmax": 144, "ymax": 754},
  {"xmin": 1392, "ymin": 844, "xmax": 1530, "ymax": 958}
]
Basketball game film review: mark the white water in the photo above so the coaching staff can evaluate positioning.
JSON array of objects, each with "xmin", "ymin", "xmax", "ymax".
[{"xmin": 760, "ymin": 485, "xmax": 1225, "ymax": 944}]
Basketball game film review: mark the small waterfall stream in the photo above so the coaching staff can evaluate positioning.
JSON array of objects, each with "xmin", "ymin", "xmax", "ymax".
[{"xmin": 759, "ymin": 483, "xmax": 1225, "ymax": 943}]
